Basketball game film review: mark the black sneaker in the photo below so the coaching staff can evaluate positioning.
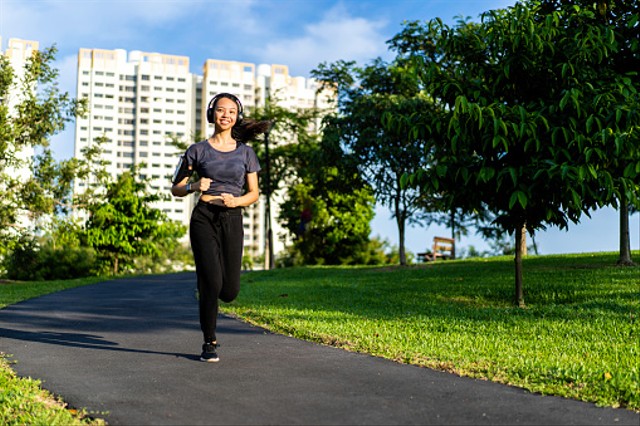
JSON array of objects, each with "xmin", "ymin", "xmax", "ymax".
[{"xmin": 200, "ymin": 342, "xmax": 219, "ymax": 363}]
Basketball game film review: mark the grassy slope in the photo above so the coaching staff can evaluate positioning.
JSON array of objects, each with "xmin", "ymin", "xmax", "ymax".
[{"xmin": 223, "ymin": 252, "xmax": 639, "ymax": 410}]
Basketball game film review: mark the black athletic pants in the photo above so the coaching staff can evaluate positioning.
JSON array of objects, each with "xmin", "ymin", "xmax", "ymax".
[{"xmin": 189, "ymin": 201, "xmax": 244, "ymax": 343}]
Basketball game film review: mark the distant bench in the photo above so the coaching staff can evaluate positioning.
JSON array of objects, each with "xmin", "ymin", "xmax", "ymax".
[{"xmin": 417, "ymin": 236, "xmax": 455, "ymax": 262}]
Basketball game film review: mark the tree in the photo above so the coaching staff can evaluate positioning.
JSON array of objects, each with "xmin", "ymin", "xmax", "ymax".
[
  {"xmin": 276, "ymin": 121, "xmax": 377, "ymax": 266},
  {"xmin": 84, "ymin": 169, "xmax": 184, "ymax": 275},
  {"xmin": 246, "ymin": 90, "xmax": 376, "ymax": 266},
  {"xmin": 0, "ymin": 45, "xmax": 86, "ymax": 246},
  {"xmin": 536, "ymin": 0, "xmax": 640, "ymax": 266},
  {"xmin": 312, "ymin": 59, "xmax": 441, "ymax": 265},
  {"xmin": 388, "ymin": 0, "xmax": 639, "ymax": 306}
]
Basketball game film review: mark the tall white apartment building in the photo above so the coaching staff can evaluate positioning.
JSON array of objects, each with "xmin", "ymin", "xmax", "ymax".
[
  {"xmin": 74, "ymin": 48, "xmax": 197, "ymax": 226},
  {"xmin": 74, "ymin": 48, "xmax": 334, "ymax": 260}
]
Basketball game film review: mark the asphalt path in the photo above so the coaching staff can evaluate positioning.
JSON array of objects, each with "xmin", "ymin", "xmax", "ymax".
[{"xmin": 1, "ymin": 273, "xmax": 638, "ymax": 425}]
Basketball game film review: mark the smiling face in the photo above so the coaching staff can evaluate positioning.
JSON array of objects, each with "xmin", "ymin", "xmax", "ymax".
[{"xmin": 213, "ymin": 97, "xmax": 239, "ymax": 131}]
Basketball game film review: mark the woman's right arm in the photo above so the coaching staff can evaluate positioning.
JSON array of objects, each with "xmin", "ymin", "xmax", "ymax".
[
  {"xmin": 171, "ymin": 177, "xmax": 191, "ymax": 197},
  {"xmin": 172, "ymin": 177, "xmax": 212, "ymax": 197}
]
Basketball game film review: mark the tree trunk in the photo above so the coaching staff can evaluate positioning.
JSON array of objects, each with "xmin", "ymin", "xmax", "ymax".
[
  {"xmin": 514, "ymin": 224, "xmax": 526, "ymax": 307},
  {"xmin": 113, "ymin": 255, "xmax": 119, "ymax": 276},
  {"xmin": 397, "ymin": 214, "xmax": 406, "ymax": 266},
  {"xmin": 618, "ymin": 199, "xmax": 635, "ymax": 266},
  {"xmin": 450, "ymin": 210, "xmax": 456, "ymax": 259},
  {"xmin": 520, "ymin": 225, "xmax": 527, "ymax": 257}
]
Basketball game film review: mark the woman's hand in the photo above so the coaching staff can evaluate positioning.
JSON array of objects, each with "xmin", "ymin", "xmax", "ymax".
[
  {"xmin": 221, "ymin": 193, "xmax": 237, "ymax": 208},
  {"xmin": 194, "ymin": 177, "xmax": 211, "ymax": 193}
]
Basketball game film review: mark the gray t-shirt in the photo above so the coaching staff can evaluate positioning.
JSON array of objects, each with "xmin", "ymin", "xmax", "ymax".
[{"xmin": 183, "ymin": 140, "xmax": 261, "ymax": 197}]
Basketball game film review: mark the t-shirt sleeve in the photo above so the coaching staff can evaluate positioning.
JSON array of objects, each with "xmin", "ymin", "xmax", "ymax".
[
  {"xmin": 246, "ymin": 146, "xmax": 261, "ymax": 173},
  {"xmin": 184, "ymin": 143, "xmax": 198, "ymax": 167},
  {"xmin": 171, "ymin": 143, "xmax": 197, "ymax": 184}
]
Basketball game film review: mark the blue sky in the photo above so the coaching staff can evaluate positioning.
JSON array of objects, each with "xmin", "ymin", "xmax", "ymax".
[{"xmin": 1, "ymin": 0, "xmax": 637, "ymax": 256}]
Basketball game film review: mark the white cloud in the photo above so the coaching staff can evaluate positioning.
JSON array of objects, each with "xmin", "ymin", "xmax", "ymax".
[
  {"xmin": 1, "ymin": 0, "xmax": 210, "ymax": 50},
  {"xmin": 253, "ymin": 4, "xmax": 389, "ymax": 76}
]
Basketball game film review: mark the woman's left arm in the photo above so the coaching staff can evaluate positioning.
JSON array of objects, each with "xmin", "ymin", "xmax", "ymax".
[{"xmin": 221, "ymin": 172, "xmax": 259, "ymax": 208}]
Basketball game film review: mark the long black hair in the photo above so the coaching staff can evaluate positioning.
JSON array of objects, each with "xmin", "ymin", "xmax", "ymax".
[{"xmin": 232, "ymin": 118, "xmax": 272, "ymax": 143}]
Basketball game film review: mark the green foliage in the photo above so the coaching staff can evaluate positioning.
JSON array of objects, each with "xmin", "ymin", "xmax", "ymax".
[
  {"xmin": 249, "ymin": 94, "xmax": 377, "ymax": 266},
  {"xmin": 312, "ymin": 59, "xmax": 444, "ymax": 265},
  {"xmin": 0, "ymin": 355, "xmax": 104, "ymax": 425},
  {"xmin": 278, "ymin": 179, "xmax": 376, "ymax": 266},
  {"xmin": 385, "ymin": 0, "xmax": 640, "ymax": 303},
  {"xmin": 248, "ymin": 92, "xmax": 325, "ymax": 198},
  {"xmin": 228, "ymin": 252, "xmax": 640, "ymax": 410},
  {"xmin": 132, "ymin": 221, "xmax": 191, "ymax": 274},
  {"xmin": 4, "ymin": 244, "xmax": 96, "ymax": 282},
  {"xmin": 2, "ymin": 234, "xmax": 41, "ymax": 280},
  {"xmin": 84, "ymin": 170, "xmax": 186, "ymax": 275},
  {"xmin": 2, "ymin": 228, "xmax": 97, "ymax": 281},
  {"xmin": 0, "ymin": 45, "xmax": 87, "ymax": 245}
]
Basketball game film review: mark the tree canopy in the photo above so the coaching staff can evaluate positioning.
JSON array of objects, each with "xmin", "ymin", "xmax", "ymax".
[
  {"xmin": 311, "ymin": 59, "xmax": 442, "ymax": 265},
  {"xmin": 0, "ymin": 45, "xmax": 86, "ymax": 246},
  {"xmin": 386, "ymin": 0, "xmax": 639, "ymax": 305}
]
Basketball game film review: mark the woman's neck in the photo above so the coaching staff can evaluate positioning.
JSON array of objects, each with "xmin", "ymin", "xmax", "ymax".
[{"xmin": 210, "ymin": 130, "xmax": 235, "ymax": 146}]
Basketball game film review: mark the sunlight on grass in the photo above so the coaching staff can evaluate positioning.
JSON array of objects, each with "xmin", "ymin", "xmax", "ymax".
[{"xmin": 223, "ymin": 252, "xmax": 639, "ymax": 411}]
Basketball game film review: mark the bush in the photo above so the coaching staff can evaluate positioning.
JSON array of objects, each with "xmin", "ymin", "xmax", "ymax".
[
  {"xmin": 3, "ymin": 235, "xmax": 41, "ymax": 280},
  {"xmin": 3, "ymin": 237, "xmax": 97, "ymax": 281},
  {"xmin": 37, "ymin": 245, "xmax": 97, "ymax": 280}
]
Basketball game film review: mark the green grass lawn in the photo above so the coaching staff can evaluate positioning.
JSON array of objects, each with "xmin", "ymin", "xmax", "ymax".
[
  {"xmin": 222, "ymin": 252, "xmax": 639, "ymax": 411},
  {"xmin": 0, "ymin": 252, "xmax": 638, "ymax": 424}
]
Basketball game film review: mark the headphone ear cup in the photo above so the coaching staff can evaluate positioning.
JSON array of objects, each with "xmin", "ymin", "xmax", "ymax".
[
  {"xmin": 206, "ymin": 94, "xmax": 218, "ymax": 124},
  {"xmin": 237, "ymin": 111, "xmax": 244, "ymax": 124}
]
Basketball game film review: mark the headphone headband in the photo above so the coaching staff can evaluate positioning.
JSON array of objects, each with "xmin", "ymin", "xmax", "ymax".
[{"xmin": 206, "ymin": 93, "xmax": 244, "ymax": 124}]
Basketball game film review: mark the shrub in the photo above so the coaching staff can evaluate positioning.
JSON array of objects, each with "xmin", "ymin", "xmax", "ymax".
[{"xmin": 3, "ymin": 238, "xmax": 97, "ymax": 281}]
